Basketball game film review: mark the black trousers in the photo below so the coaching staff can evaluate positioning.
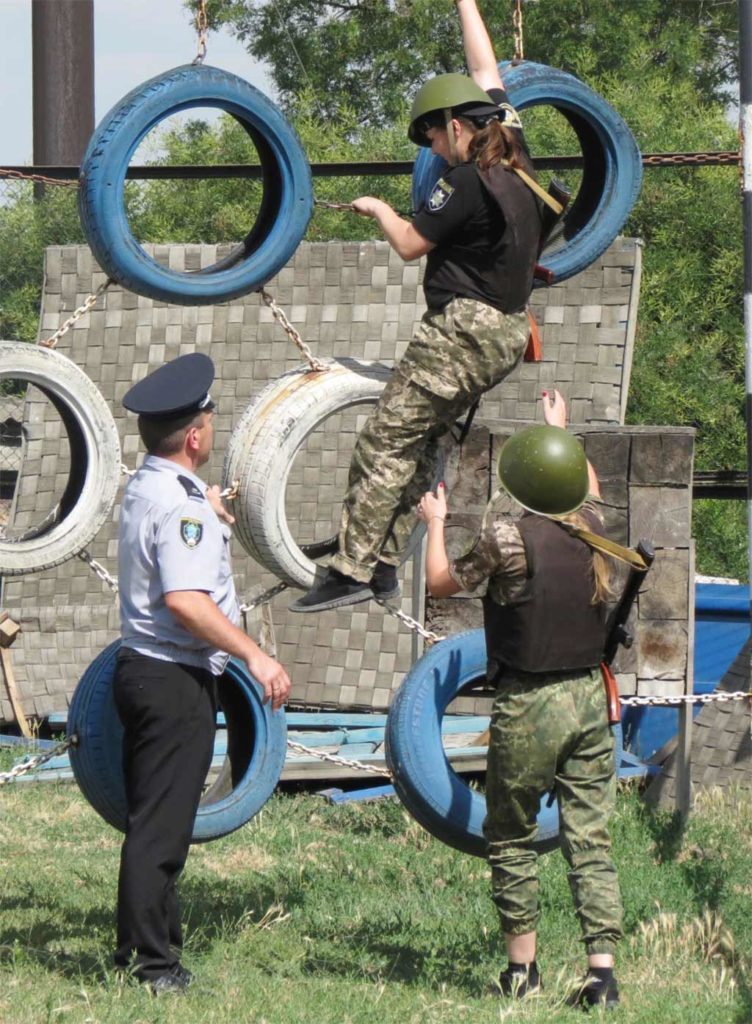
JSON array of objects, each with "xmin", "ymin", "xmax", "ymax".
[{"xmin": 113, "ymin": 649, "xmax": 217, "ymax": 980}]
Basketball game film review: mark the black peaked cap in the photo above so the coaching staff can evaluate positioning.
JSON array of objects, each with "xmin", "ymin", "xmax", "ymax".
[{"xmin": 123, "ymin": 353, "xmax": 215, "ymax": 418}]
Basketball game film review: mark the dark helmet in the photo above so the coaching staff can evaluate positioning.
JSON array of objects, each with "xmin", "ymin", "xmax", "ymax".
[
  {"xmin": 408, "ymin": 73, "xmax": 501, "ymax": 146},
  {"xmin": 497, "ymin": 425, "xmax": 589, "ymax": 516}
]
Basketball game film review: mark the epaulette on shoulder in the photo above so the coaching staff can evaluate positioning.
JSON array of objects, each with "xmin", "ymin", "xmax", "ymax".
[{"xmin": 177, "ymin": 475, "xmax": 206, "ymax": 501}]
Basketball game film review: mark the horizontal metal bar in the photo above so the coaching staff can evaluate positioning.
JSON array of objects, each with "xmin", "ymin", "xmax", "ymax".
[{"xmin": 0, "ymin": 152, "xmax": 740, "ymax": 183}]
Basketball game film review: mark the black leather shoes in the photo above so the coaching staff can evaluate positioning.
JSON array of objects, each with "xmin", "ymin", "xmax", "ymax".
[{"xmin": 149, "ymin": 963, "xmax": 192, "ymax": 995}]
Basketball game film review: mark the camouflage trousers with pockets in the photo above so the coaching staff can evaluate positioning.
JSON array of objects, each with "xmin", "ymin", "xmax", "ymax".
[
  {"xmin": 484, "ymin": 667, "xmax": 624, "ymax": 956},
  {"xmin": 331, "ymin": 297, "xmax": 528, "ymax": 582}
]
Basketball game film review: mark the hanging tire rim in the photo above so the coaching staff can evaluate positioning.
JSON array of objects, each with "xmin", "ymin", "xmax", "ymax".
[
  {"xmin": 223, "ymin": 359, "xmax": 440, "ymax": 590},
  {"xmin": 78, "ymin": 64, "xmax": 313, "ymax": 304},
  {"xmin": 68, "ymin": 640, "xmax": 288, "ymax": 842},
  {"xmin": 0, "ymin": 341, "xmax": 121, "ymax": 576},
  {"xmin": 386, "ymin": 628, "xmax": 623, "ymax": 857},
  {"xmin": 412, "ymin": 61, "xmax": 642, "ymax": 285}
]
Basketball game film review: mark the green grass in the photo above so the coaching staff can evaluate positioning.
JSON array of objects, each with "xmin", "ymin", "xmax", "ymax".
[{"xmin": 1, "ymin": 780, "xmax": 751, "ymax": 1023}]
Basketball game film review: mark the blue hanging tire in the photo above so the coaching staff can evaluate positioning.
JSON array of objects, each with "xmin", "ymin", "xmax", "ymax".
[
  {"xmin": 385, "ymin": 629, "xmax": 623, "ymax": 857},
  {"xmin": 68, "ymin": 639, "xmax": 287, "ymax": 842},
  {"xmin": 78, "ymin": 64, "xmax": 313, "ymax": 304},
  {"xmin": 411, "ymin": 61, "xmax": 642, "ymax": 285}
]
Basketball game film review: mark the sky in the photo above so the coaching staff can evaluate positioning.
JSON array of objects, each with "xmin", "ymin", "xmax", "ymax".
[{"xmin": 2, "ymin": 0, "xmax": 274, "ymax": 166}]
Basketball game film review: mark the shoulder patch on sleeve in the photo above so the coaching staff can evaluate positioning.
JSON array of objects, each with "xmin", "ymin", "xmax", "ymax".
[
  {"xmin": 180, "ymin": 517, "xmax": 204, "ymax": 548},
  {"xmin": 427, "ymin": 177, "xmax": 455, "ymax": 212},
  {"xmin": 177, "ymin": 474, "xmax": 205, "ymax": 501}
]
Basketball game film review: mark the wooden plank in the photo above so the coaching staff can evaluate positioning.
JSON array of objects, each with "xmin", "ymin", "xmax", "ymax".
[{"xmin": 0, "ymin": 647, "xmax": 32, "ymax": 738}]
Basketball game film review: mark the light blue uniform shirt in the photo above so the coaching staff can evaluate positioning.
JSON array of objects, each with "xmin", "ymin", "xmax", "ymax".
[{"xmin": 118, "ymin": 455, "xmax": 240, "ymax": 675}]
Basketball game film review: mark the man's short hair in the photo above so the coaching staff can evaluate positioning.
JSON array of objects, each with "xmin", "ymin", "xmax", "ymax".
[{"xmin": 137, "ymin": 409, "xmax": 205, "ymax": 456}]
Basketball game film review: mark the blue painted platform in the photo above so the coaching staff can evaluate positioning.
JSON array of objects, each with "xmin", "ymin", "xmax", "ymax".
[{"xmin": 622, "ymin": 582, "xmax": 750, "ymax": 761}]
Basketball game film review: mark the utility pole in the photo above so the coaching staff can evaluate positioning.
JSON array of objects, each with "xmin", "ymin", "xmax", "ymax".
[
  {"xmin": 741, "ymin": 1, "xmax": 752, "ymax": 601},
  {"xmin": 32, "ymin": 0, "xmax": 95, "ymax": 169}
]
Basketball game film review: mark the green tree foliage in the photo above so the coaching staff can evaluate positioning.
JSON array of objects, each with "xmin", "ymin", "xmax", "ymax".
[
  {"xmin": 201, "ymin": 0, "xmax": 738, "ymax": 124},
  {"xmin": 0, "ymin": 184, "xmax": 83, "ymax": 343}
]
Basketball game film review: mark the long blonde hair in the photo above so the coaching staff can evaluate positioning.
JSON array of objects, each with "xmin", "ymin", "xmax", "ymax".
[{"xmin": 560, "ymin": 510, "xmax": 614, "ymax": 605}]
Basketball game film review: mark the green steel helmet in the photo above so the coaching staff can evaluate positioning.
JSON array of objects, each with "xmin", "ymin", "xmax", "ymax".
[
  {"xmin": 496, "ymin": 425, "xmax": 590, "ymax": 516},
  {"xmin": 408, "ymin": 73, "xmax": 500, "ymax": 146}
]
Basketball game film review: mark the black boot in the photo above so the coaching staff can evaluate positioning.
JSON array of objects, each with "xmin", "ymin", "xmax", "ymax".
[
  {"xmin": 289, "ymin": 568, "xmax": 373, "ymax": 613},
  {"xmin": 494, "ymin": 960, "xmax": 542, "ymax": 998},
  {"xmin": 370, "ymin": 561, "xmax": 400, "ymax": 601},
  {"xmin": 568, "ymin": 967, "xmax": 619, "ymax": 1010}
]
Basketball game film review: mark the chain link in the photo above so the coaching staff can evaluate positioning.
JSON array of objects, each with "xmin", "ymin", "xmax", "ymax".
[
  {"xmin": 193, "ymin": 0, "xmax": 209, "ymax": 64},
  {"xmin": 286, "ymin": 738, "xmax": 392, "ymax": 778},
  {"xmin": 619, "ymin": 690, "xmax": 752, "ymax": 708},
  {"xmin": 642, "ymin": 151, "xmax": 739, "ymax": 167},
  {"xmin": 77, "ymin": 549, "xmax": 119, "ymax": 595},
  {"xmin": 0, "ymin": 168, "xmax": 78, "ymax": 188},
  {"xmin": 0, "ymin": 737, "xmax": 72, "ymax": 786},
  {"xmin": 314, "ymin": 199, "xmax": 355, "ymax": 212},
  {"xmin": 258, "ymin": 289, "xmax": 330, "ymax": 373},
  {"xmin": 374, "ymin": 598, "xmax": 446, "ymax": 646},
  {"xmin": 239, "ymin": 580, "xmax": 289, "ymax": 614},
  {"xmin": 121, "ymin": 463, "xmax": 135, "ymax": 478},
  {"xmin": 39, "ymin": 278, "xmax": 113, "ymax": 349},
  {"xmin": 512, "ymin": 0, "xmax": 525, "ymax": 62}
]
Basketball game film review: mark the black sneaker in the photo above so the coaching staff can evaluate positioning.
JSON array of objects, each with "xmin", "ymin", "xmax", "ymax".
[
  {"xmin": 568, "ymin": 972, "xmax": 619, "ymax": 1010},
  {"xmin": 493, "ymin": 961, "xmax": 542, "ymax": 998},
  {"xmin": 289, "ymin": 568, "xmax": 373, "ymax": 613},
  {"xmin": 149, "ymin": 963, "xmax": 192, "ymax": 996},
  {"xmin": 370, "ymin": 561, "xmax": 400, "ymax": 601}
]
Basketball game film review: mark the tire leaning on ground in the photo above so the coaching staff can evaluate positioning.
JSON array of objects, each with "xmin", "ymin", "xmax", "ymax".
[
  {"xmin": 68, "ymin": 640, "xmax": 288, "ymax": 842},
  {"xmin": 385, "ymin": 628, "xmax": 623, "ymax": 857},
  {"xmin": 223, "ymin": 359, "xmax": 438, "ymax": 590},
  {"xmin": 78, "ymin": 64, "xmax": 313, "ymax": 305},
  {"xmin": 411, "ymin": 61, "xmax": 643, "ymax": 285},
  {"xmin": 0, "ymin": 341, "xmax": 121, "ymax": 576}
]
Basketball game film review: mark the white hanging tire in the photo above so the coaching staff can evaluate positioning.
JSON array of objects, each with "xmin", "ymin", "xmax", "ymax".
[
  {"xmin": 0, "ymin": 341, "xmax": 121, "ymax": 576},
  {"xmin": 224, "ymin": 359, "xmax": 437, "ymax": 590}
]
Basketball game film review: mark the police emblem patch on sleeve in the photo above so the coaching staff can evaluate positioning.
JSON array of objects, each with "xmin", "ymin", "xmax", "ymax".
[
  {"xmin": 180, "ymin": 517, "xmax": 204, "ymax": 548},
  {"xmin": 428, "ymin": 178, "xmax": 455, "ymax": 212}
]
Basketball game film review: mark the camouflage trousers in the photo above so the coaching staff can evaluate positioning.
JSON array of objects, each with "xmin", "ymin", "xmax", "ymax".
[
  {"xmin": 331, "ymin": 298, "xmax": 528, "ymax": 581},
  {"xmin": 484, "ymin": 667, "xmax": 624, "ymax": 956}
]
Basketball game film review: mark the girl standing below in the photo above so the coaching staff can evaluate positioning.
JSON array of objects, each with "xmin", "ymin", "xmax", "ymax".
[{"xmin": 417, "ymin": 390, "xmax": 623, "ymax": 1010}]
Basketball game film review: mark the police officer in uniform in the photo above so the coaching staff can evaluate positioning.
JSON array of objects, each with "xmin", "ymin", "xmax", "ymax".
[
  {"xmin": 115, "ymin": 353, "xmax": 291, "ymax": 993},
  {"xmin": 418, "ymin": 390, "xmax": 623, "ymax": 1010},
  {"xmin": 292, "ymin": 0, "xmax": 542, "ymax": 613}
]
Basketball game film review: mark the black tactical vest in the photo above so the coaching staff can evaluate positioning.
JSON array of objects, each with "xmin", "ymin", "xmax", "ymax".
[
  {"xmin": 421, "ymin": 159, "xmax": 543, "ymax": 315},
  {"xmin": 474, "ymin": 159, "xmax": 543, "ymax": 312},
  {"xmin": 483, "ymin": 510, "xmax": 608, "ymax": 680}
]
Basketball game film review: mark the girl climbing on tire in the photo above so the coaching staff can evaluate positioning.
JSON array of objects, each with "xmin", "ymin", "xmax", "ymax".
[
  {"xmin": 291, "ymin": 0, "xmax": 544, "ymax": 612},
  {"xmin": 417, "ymin": 389, "xmax": 623, "ymax": 1010}
]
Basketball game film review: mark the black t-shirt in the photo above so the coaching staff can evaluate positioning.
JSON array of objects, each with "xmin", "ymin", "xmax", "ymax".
[{"xmin": 412, "ymin": 88, "xmax": 540, "ymax": 314}]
